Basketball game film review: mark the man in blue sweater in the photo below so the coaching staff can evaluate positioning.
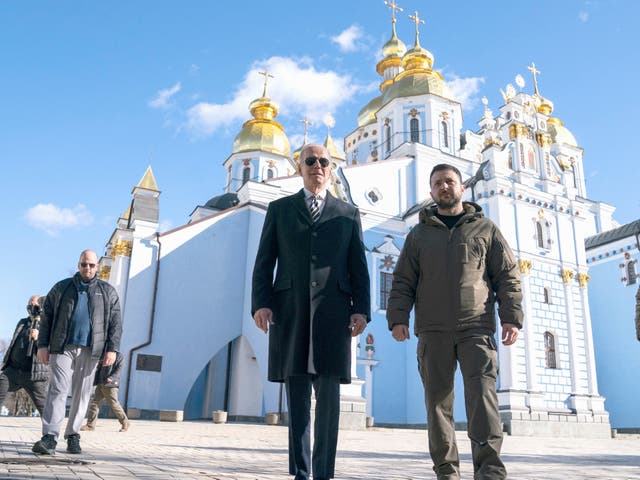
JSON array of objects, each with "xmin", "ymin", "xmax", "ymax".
[{"xmin": 32, "ymin": 250, "xmax": 122, "ymax": 455}]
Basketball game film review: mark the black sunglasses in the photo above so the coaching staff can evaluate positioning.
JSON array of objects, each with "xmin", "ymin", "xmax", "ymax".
[
  {"xmin": 80, "ymin": 262, "xmax": 97, "ymax": 268},
  {"xmin": 304, "ymin": 156, "xmax": 330, "ymax": 167}
]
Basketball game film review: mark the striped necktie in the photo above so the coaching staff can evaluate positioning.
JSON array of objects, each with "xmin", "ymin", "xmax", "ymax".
[{"xmin": 309, "ymin": 195, "xmax": 321, "ymax": 223}]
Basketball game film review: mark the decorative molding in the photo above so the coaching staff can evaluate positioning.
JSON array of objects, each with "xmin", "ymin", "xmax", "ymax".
[
  {"xmin": 112, "ymin": 239, "xmax": 133, "ymax": 258},
  {"xmin": 509, "ymin": 123, "xmax": 528, "ymax": 139},
  {"xmin": 536, "ymin": 132, "xmax": 552, "ymax": 148},
  {"xmin": 561, "ymin": 269, "xmax": 575, "ymax": 284},
  {"xmin": 379, "ymin": 254, "xmax": 396, "ymax": 270},
  {"xmin": 519, "ymin": 259, "xmax": 532, "ymax": 274},
  {"xmin": 577, "ymin": 272, "xmax": 590, "ymax": 287},
  {"xmin": 98, "ymin": 265, "xmax": 111, "ymax": 280}
]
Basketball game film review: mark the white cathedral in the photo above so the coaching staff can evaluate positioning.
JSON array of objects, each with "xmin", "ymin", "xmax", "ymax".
[{"xmin": 95, "ymin": 6, "xmax": 625, "ymax": 438}]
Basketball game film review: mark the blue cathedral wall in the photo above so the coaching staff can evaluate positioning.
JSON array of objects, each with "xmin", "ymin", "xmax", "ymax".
[{"xmin": 588, "ymin": 259, "xmax": 640, "ymax": 428}]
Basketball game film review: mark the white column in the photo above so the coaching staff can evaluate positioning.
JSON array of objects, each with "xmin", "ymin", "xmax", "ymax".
[
  {"xmin": 520, "ymin": 261, "xmax": 544, "ymax": 411},
  {"xmin": 110, "ymin": 239, "xmax": 132, "ymax": 310},
  {"xmin": 562, "ymin": 269, "xmax": 590, "ymax": 412}
]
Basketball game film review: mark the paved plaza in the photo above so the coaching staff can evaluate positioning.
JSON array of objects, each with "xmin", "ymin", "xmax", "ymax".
[{"xmin": 1, "ymin": 416, "xmax": 639, "ymax": 479}]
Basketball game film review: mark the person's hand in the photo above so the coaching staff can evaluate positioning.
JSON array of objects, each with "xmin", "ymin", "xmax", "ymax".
[
  {"xmin": 103, "ymin": 351, "xmax": 116, "ymax": 366},
  {"xmin": 29, "ymin": 328, "xmax": 39, "ymax": 341},
  {"xmin": 391, "ymin": 324, "xmax": 410, "ymax": 342},
  {"xmin": 501, "ymin": 323, "xmax": 519, "ymax": 346},
  {"xmin": 254, "ymin": 308, "xmax": 274, "ymax": 333},
  {"xmin": 37, "ymin": 348, "xmax": 49, "ymax": 365},
  {"xmin": 349, "ymin": 314, "xmax": 367, "ymax": 337}
]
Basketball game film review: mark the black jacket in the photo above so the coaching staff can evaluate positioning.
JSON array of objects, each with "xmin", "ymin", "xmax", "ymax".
[
  {"xmin": 252, "ymin": 190, "xmax": 370, "ymax": 383},
  {"xmin": 38, "ymin": 272, "xmax": 122, "ymax": 359},
  {"xmin": 94, "ymin": 351, "xmax": 124, "ymax": 387},
  {"xmin": 1, "ymin": 317, "xmax": 49, "ymax": 382}
]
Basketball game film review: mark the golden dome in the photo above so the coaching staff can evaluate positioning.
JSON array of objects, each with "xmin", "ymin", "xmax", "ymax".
[
  {"xmin": 382, "ymin": 30, "xmax": 407, "ymax": 58},
  {"xmin": 382, "ymin": 70, "xmax": 454, "ymax": 106},
  {"xmin": 401, "ymin": 43, "xmax": 434, "ymax": 71},
  {"xmin": 376, "ymin": 24, "xmax": 407, "ymax": 77},
  {"xmin": 357, "ymin": 95, "xmax": 382, "ymax": 127},
  {"xmin": 535, "ymin": 94, "xmax": 554, "ymax": 116},
  {"xmin": 380, "ymin": 18, "xmax": 453, "ymax": 106},
  {"xmin": 547, "ymin": 117, "xmax": 577, "ymax": 147},
  {"xmin": 232, "ymin": 96, "xmax": 291, "ymax": 156}
]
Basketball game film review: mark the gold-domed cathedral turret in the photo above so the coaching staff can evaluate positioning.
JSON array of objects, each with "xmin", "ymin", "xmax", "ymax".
[
  {"xmin": 345, "ymin": 4, "xmax": 463, "ymax": 165},
  {"xmin": 489, "ymin": 62, "xmax": 586, "ymax": 197},
  {"xmin": 223, "ymin": 69, "xmax": 294, "ymax": 192}
]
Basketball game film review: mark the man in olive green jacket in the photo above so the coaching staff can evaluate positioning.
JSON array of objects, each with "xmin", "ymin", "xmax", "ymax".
[{"xmin": 387, "ymin": 163, "xmax": 523, "ymax": 480}]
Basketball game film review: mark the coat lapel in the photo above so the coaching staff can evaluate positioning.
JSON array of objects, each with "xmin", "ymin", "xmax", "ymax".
[{"xmin": 292, "ymin": 189, "xmax": 313, "ymax": 225}]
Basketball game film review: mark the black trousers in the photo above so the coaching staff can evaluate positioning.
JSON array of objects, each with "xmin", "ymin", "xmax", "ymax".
[
  {"xmin": 285, "ymin": 375, "xmax": 340, "ymax": 480},
  {"xmin": 0, "ymin": 367, "xmax": 48, "ymax": 416}
]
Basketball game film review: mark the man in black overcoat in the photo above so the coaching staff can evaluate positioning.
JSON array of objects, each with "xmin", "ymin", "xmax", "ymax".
[{"xmin": 252, "ymin": 144, "xmax": 371, "ymax": 480}]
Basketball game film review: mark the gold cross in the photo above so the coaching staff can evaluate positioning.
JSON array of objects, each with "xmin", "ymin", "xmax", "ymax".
[
  {"xmin": 527, "ymin": 62, "xmax": 541, "ymax": 95},
  {"xmin": 258, "ymin": 68, "xmax": 274, "ymax": 97},
  {"xmin": 384, "ymin": 0, "xmax": 403, "ymax": 23},
  {"xmin": 300, "ymin": 117, "xmax": 312, "ymax": 143},
  {"xmin": 408, "ymin": 10, "xmax": 425, "ymax": 43}
]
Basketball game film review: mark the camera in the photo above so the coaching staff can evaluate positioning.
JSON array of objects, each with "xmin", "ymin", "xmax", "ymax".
[{"xmin": 27, "ymin": 304, "xmax": 42, "ymax": 317}]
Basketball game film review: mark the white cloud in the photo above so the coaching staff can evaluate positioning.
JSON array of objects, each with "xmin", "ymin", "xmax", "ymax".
[
  {"xmin": 446, "ymin": 74, "xmax": 486, "ymax": 112},
  {"xmin": 148, "ymin": 82, "xmax": 182, "ymax": 109},
  {"xmin": 24, "ymin": 203, "xmax": 94, "ymax": 236},
  {"xmin": 186, "ymin": 56, "xmax": 364, "ymax": 137},
  {"xmin": 578, "ymin": 10, "xmax": 589, "ymax": 22},
  {"xmin": 330, "ymin": 24, "xmax": 366, "ymax": 52}
]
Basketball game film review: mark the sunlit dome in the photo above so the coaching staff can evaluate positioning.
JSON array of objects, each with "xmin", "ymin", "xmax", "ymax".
[
  {"xmin": 232, "ymin": 96, "xmax": 291, "ymax": 157},
  {"xmin": 547, "ymin": 117, "xmax": 578, "ymax": 147}
]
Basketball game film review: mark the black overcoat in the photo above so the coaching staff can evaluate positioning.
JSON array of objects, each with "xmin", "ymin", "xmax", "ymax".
[{"xmin": 252, "ymin": 190, "xmax": 370, "ymax": 383}]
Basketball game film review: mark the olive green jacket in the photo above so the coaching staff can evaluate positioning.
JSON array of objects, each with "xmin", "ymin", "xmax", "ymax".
[{"xmin": 387, "ymin": 202, "xmax": 523, "ymax": 334}]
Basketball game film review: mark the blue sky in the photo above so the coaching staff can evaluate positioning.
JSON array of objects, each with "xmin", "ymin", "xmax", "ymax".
[{"xmin": 0, "ymin": 0, "xmax": 638, "ymax": 341}]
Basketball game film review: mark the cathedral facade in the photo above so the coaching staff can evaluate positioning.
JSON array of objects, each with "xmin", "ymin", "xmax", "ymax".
[{"xmin": 96, "ymin": 7, "xmax": 625, "ymax": 437}]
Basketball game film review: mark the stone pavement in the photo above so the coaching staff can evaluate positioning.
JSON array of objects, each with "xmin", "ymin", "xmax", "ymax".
[{"xmin": 1, "ymin": 416, "xmax": 639, "ymax": 479}]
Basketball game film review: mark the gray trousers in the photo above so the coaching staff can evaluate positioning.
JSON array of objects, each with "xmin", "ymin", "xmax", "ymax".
[
  {"xmin": 41, "ymin": 346, "xmax": 99, "ymax": 440},
  {"xmin": 417, "ymin": 331, "xmax": 506, "ymax": 480}
]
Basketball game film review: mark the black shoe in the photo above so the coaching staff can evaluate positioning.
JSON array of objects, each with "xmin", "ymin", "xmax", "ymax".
[
  {"xmin": 66, "ymin": 434, "xmax": 81, "ymax": 454},
  {"xmin": 32, "ymin": 434, "xmax": 57, "ymax": 455}
]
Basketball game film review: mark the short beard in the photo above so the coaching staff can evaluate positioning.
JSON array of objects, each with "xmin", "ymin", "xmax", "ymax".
[{"xmin": 435, "ymin": 195, "xmax": 461, "ymax": 210}]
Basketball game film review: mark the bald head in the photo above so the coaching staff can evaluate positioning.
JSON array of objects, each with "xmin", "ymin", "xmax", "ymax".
[{"xmin": 78, "ymin": 249, "xmax": 99, "ymax": 282}]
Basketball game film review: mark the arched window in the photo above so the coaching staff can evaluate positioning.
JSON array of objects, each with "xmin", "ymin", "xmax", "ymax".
[
  {"xmin": 536, "ymin": 220, "xmax": 552, "ymax": 250},
  {"xmin": 440, "ymin": 121, "xmax": 449, "ymax": 148},
  {"xmin": 544, "ymin": 332, "xmax": 557, "ymax": 369},
  {"xmin": 242, "ymin": 166, "xmax": 251, "ymax": 185},
  {"xmin": 536, "ymin": 222, "xmax": 544, "ymax": 248},
  {"xmin": 571, "ymin": 164, "xmax": 578, "ymax": 188},
  {"xmin": 410, "ymin": 118, "xmax": 419, "ymax": 143},
  {"xmin": 519, "ymin": 144, "xmax": 525, "ymax": 167},
  {"xmin": 380, "ymin": 271, "xmax": 393, "ymax": 310},
  {"xmin": 385, "ymin": 124, "xmax": 392, "ymax": 155},
  {"xmin": 267, "ymin": 168, "xmax": 274, "ymax": 179},
  {"xmin": 527, "ymin": 146, "xmax": 537, "ymax": 171},
  {"xmin": 543, "ymin": 287, "xmax": 552, "ymax": 304}
]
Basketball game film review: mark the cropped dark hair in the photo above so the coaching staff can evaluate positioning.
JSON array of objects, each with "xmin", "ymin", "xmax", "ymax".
[{"xmin": 430, "ymin": 163, "xmax": 462, "ymax": 185}]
